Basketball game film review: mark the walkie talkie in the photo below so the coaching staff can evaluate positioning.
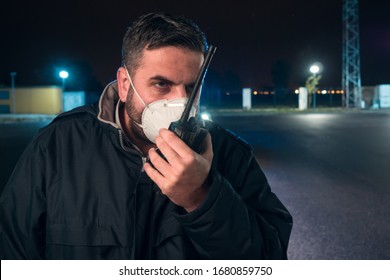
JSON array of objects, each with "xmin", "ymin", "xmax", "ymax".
[{"xmin": 168, "ymin": 45, "xmax": 217, "ymax": 154}]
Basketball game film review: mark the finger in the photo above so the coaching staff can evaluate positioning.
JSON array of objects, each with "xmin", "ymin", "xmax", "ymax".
[
  {"xmin": 155, "ymin": 134, "xmax": 182, "ymax": 166},
  {"xmin": 148, "ymin": 147, "xmax": 170, "ymax": 174},
  {"xmin": 144, "ymin": 162, "xmax": 165, "ymax": 190},
  {"xmin": 158, "ymin": 128, "xmax": 195, "ymax": 157}
]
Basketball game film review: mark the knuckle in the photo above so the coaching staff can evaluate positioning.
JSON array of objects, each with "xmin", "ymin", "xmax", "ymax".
[
  {"xmin": 170, "ymin": 176, "xmax": 181, "ymax": 186},
  {"xmin": 171, "ymin": 163, "xmax": 183, "ymax": 177},
  {"xmin": 184, "ymin": 152, "xmax": 196, "ymax": 165}
]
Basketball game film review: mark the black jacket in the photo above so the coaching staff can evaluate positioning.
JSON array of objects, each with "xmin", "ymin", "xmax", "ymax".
[{"xmin": 0, "ymin": 82, "xmax": 292, "ymax": 259}]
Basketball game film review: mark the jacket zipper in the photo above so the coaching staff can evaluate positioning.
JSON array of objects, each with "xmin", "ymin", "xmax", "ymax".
[
  {"xmin": 118, "ymin": 129, "xmax": 148, "ymax": 169},
  {"xmin": 118, "ymin": 128, "xmax": 153, "ymax": 258}
]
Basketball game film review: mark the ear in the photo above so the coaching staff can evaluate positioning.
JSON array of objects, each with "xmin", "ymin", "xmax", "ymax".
[{"xmin": 117, "ymin": 67, "xmax": 130, "ymax": 102}]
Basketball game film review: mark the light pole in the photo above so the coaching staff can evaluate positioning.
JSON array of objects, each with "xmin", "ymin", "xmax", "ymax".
[
  {"xmin": 306, "ymin": 63, "xmax": 322, "ymax": 110},
  {"xmin": 310, "ymin": 65, "xmax": 319, "ymax": 110},
  {"xmin": 10, "ymin": 72, "xmax": 17, "ymax": 113},
  {"xmin": 59, "ymin": 70, "xmax": 69, "ymax": 92}
]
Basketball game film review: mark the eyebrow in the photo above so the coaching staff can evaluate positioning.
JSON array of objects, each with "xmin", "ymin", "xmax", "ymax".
[
  {"xmin": 149, "ymin": 75, "xmax": 175, "ymax": 85},
  {"xmin": 149, "ymin": 75, "xmax": 196, "ymax": 87}
]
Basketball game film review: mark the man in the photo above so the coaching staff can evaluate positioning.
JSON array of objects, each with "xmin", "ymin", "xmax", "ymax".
[{"xmin": 0, "ymin": 13, "xmax": 292, "ymax": 259}]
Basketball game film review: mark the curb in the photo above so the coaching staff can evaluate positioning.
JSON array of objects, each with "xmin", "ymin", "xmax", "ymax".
[{"xmin": 0, "ymin": 114, "xmax": 57, "ymax": 124}]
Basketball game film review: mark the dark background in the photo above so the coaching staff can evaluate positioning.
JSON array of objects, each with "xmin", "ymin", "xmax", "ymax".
[{"xmin": 1, "ymin": 0, "xmax": 389, "ymax": 94}]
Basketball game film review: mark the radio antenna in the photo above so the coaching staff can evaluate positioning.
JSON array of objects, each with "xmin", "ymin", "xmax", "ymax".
[{"xmin": 179, "ymin": 45, "xmax": 217, "ymax": 123}]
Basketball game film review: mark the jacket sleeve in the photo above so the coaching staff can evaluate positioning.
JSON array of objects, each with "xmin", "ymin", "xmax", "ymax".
[
  {"xmin": 0, "ymin": 142, "xmax": 47, "ymax": 259},
  {"xmin": 174, "ymin": 140, "xmax": 293, "ymax": 259}
]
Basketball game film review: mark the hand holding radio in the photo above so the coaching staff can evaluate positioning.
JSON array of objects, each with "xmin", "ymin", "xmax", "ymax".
[
  {"xmin": 145, "ymin": 128, "xmax": 213, "ymax": 212},
  {"xmin": 144, "ymin": 46, "xmax": 217, "ymax": 211}
]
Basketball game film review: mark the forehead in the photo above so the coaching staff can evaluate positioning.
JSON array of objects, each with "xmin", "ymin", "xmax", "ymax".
[{"xmin": 135, "ymin": 46, "xmax": 204, "ymax": 82}]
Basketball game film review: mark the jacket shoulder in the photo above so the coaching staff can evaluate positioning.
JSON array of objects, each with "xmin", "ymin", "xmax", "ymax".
[
  {"xmin": 53, "ymin": 103, "xmax": 99, "ymax": 122},
  {"xmin": 31, "ymin": 103, "xmax": 101, "ymax": 145},
  {"xmin": 44, "ymin": 103, "xmax": 99, "ymax": 129},
  {"xmin": 207, "ymin": 121, "xmax": 253, "ymax": 154}
]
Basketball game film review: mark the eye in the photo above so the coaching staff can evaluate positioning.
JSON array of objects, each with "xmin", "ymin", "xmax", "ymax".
[
  {"xmin": 185, "ymin": 85, "xmax": 194, "ymax": 95},
  {"xmin": 155, "ymin": 81, "xmax": 169, "ymax": 88},
  {"xmin": 153, "ymin": 81, "xmax": 172, "ymax": 94}
]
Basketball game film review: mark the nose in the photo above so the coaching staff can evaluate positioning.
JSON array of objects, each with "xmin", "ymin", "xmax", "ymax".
[{"xmin": 173, "ymin": 85, "xmax": 189, "ymax": 99}]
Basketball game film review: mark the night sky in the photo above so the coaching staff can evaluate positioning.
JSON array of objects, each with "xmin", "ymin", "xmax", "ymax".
[{"xmin": 1, "ymin": 0, "xmax": 389, "ymax": 91}]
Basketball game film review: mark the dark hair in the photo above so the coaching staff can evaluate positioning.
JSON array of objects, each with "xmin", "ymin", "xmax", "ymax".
[{"xmin": 122, "ymin": 13, "xmax": 208, "ymax": 75}]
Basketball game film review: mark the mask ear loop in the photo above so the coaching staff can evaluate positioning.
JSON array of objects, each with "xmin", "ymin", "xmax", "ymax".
[
  {"xmin": 124, "ymin": 66, "xmax": 147, "ymax": 108},
  {"xmin": 124, "ymin": 66, "xmax": 147, "ymax": 128}
]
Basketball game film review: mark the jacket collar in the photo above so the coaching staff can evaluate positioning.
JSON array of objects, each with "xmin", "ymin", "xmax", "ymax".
[
  {"xmin": 97, "ymin": 81, "xmax": 145, "ymax": 155},
  {"xmin": 97, "ymin": 80, "xmax": 120, "ymax": 128}
]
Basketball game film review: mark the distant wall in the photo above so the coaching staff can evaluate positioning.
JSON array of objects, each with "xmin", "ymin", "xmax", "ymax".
[
  {"xmin": 361, "ymin": 86, "xmax": 375, "ymax": 109},
  {"xmin": 0, "ymin": 90, "xmax": 11, "ymax": 113},
  {"xmin": 0, "ymin": 86, "xmax": 63, "ymax": 114},
  {"xmin": 63, "ymin": 91, "xmax": 85, "ymax": 112},
  {"xmin": 374, "ymin": 84, "xmax": 390, "ymax": 108}
]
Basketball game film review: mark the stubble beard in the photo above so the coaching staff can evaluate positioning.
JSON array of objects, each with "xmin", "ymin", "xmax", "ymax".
[{"xmin": 124, "ymin": 89, "xmax": 153, "ymax": 145}]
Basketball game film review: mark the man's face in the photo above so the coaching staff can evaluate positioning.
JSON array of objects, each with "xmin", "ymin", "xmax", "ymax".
[{"xmin": 124, "ymin": 46, "xmax": 204, "ymax": 142}]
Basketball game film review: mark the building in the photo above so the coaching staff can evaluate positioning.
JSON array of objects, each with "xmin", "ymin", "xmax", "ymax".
[{"xmin": 0, "ymin": 86, "xmax": 86, "ymax": 114}]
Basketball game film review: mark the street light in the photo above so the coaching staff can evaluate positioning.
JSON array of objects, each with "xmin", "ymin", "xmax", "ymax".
[
  {"xmin": 59, "ymin": 70, "xmax": 69, "ymax": 92},
  {"xmin": 306, "ymin": 63, "xmax": 322, "ymax": 110},
  {"xmin": 310, "ymin": 65, "xmax": 320, "ymax": 75}
]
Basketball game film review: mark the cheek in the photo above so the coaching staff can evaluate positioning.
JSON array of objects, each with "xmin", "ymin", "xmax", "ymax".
[{"xmin": 125, "ymin": 90, "xmax": 144, "ymax": 122}]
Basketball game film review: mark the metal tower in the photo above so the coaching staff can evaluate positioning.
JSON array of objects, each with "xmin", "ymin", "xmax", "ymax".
[{"xmin": 342, "ymin": 0, "xmax": 362, "ymax": 108}]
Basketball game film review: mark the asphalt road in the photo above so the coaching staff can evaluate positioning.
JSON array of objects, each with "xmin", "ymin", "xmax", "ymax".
[
  {"xmin": 212, "ymin": 111, "xmax": 390, "ymax": 260},
  {"xmin": 1, "ymin": 111, "xmax": 389, "ymax": 259}
]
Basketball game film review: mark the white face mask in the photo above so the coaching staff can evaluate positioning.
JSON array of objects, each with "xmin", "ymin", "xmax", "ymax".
[{"xmin": 125, "ymin": 68, "xmax": 197, "ymax": 143}]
